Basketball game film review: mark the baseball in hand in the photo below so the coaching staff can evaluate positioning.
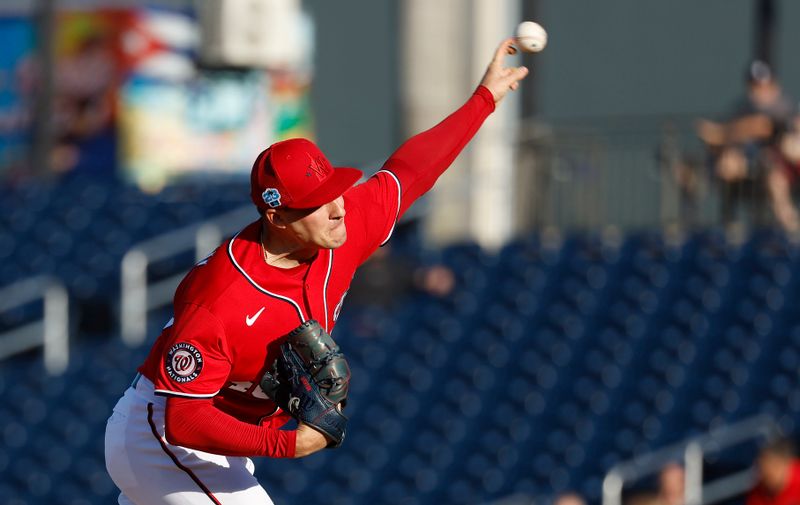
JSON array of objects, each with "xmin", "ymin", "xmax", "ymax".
[{"xmin": 516, "ymin": 21, "xmax": 547, "ymax": 53}]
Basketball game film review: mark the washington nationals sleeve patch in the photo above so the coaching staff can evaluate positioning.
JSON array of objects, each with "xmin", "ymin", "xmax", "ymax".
[{"xmin": 165, "ymin": 342, "xmax": 204, "ymax": 383}]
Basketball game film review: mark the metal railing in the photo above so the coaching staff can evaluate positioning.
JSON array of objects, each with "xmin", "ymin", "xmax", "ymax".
[
  {"xmin": 602, "ymin": 414, "xmax": 780, "ymax": 505},
  {"xmin": 0, "ymin": 276, "xmax": 69, "ymax": 374},
  {"xmin": 514, "ymin": 118, "xmax": 771, "ymax": 233},
  {"xmin": 120, "ymin": 205, "xmax": 256, "ymax": 346}
]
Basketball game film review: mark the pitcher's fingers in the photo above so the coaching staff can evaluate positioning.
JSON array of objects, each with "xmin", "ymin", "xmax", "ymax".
[
  {"xmin": 491, "ymin": 38, "xmax": 517, "ymax": 68},
  {"xmin": 509, "ymin": 65, "xmax": 529, "ymax": 83}
]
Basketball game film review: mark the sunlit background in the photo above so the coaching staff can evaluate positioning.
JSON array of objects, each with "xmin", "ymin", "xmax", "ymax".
[{"xmin": 2, "ymin": 1, "xmax": 800, "ymax": 504}]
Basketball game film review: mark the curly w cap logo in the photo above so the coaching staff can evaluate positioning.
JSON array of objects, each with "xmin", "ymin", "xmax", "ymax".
[
  {"xmin": 262, "ymin": 188, "xmax": 282, "ymax": 208},
  {"xmin": 165, "ymin": 342, "xmax": 203, "ymax": 383},
  {"xmin": 306, "ymin": 155, "xmax": 332, "ymax": 181}
]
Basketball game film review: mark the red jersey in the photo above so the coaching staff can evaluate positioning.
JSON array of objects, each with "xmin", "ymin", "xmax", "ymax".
[
  {"xmin": 747, "ymin": 461, "xmax": 800, "ymax": 505},
  {"xmin": 138, "ymin": 169, "xmax": 402, "ymax": 425},
  {"xmin": 135, "ymin": 86, "xmax": 495, "ymax": 457}
]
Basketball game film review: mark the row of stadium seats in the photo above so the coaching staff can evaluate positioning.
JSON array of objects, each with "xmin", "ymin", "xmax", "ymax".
[
  {"xmin": 0, "ymin": 175, "xmax": 252, "ymax": 301},
  {"xmin": 2, "ymin": 178, "xmax": 799, "ymax": 503}
]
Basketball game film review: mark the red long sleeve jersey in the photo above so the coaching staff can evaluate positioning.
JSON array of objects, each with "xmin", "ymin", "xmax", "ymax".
[
  {"xmin": 138, "ymin": 172, "xmax": 400, "ymax": 419},
  {"xmin": 136, "ymin": 85, "xmax": 496, "ymax": 457},
  {"xmin": 746, "ymin": 462, "xmax": 800, "ymax": 505}
]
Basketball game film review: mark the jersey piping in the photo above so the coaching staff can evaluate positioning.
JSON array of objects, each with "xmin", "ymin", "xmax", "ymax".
[
  {"xmin": 376, "ymin": 169, "xmax": 402, "ymax": 246},
  {"xmin": 154, "ymin": 389, "xmax": 220, "ymax": 399},
  {"xmin": 322, "ymin": 249, "xmax": 333, "ymax": 332},
  {"xmin": 226, "ymin": 231, "xmax": 307, "ymax": 323}
]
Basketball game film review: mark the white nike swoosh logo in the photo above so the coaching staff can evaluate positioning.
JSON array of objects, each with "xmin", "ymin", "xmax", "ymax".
[{"xmin": 246, "ymin": 307, "xmax": 266, "ymax": 326}]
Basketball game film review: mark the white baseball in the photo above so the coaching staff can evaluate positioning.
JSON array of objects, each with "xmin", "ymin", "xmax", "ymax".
[{"xmin": 516, "ymin": 21, "xmax": 547, "ymax": 53}]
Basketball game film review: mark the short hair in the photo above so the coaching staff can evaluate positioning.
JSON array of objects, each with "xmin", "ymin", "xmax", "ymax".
[
  {"xmin": 761, "ymin": 437, "xmax": 796, "ymax": 458},
  {"xmin": 747, "ymin": 60, "xmax": 774, "ymax": 84}
]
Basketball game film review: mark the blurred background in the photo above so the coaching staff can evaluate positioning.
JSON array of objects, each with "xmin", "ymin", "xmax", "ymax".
[{"xmin": 2, "ymin": 0, "xmax": 800, "ymax": 504}]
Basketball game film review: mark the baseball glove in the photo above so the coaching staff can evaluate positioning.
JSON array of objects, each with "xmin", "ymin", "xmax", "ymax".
[{"xmin": 260, "ymin": 320, "xmax": 350, "ymax": 448}]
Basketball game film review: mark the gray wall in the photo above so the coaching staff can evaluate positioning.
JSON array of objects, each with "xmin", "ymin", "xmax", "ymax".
[
  {"xmin": 529, "ymin": 0, "xmax": 800, "ymax": 119},
  {"xmin": 776, "ymin": 0, "xmax": 800, "ymax": 98},
  {"xmin": 303, "ymin": 0, "xmax": 800, "ymax": 162},
  {"xmin": 304, "ymin": 0, "xmax": 399, "ymax": 168}
]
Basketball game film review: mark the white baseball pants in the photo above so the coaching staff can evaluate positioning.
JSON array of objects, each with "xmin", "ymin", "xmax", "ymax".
[{"xmin": 104, "ymin": 375, "xmax": 275, "ymax": 505}]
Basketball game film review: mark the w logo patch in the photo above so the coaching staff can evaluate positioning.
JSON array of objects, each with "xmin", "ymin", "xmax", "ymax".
[{"xmin": 306, "ymin": 155, "xmax": 332, "ymax": 180}]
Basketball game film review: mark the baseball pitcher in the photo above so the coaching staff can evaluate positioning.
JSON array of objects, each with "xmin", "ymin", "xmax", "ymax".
[{"xmin": 104, "ymin": 38, "xmax": 528, "ymax": 504}]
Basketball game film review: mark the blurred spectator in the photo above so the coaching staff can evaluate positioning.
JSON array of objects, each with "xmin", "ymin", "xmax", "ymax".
[
  {"xmin": 553, "ymin": 492, "xmax": 588, "ymax": 505},
  {"xmin": 746, "ymin": 438, "xmax": 800, "ymax": 505},
  {"xmin": 627, "ymin": 493, "xmax": 661, "ymax": 505},
  {"xmin": 696, "ymin": 61, "xmax": 798, "ymax": 232},
  {"xmin": 346, "ymin": 242, "xmax": 455, "ymax": 310},
  {"xmin": 658, "ymin": 462, "xmax": 686, "ymax": 505},
  {"xmin": 769, "ymin": 114, "xmax": 800, "ymax": 234},
  {"xmin": 624, "ymin": 463, "xmax": 685, "ymax": 505},
  {"xmin": 658, "ymin": 122, "xmax": 704, "ymax": 229}
]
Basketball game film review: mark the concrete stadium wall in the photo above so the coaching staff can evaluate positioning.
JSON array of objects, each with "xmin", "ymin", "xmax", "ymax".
[
  {"xmin": 305, "ymin": 0, "xmax": 400, "ymax": 167},
  {"xmin": 531, "ymin": 0, "xmax": 800, "ymax": 120}
]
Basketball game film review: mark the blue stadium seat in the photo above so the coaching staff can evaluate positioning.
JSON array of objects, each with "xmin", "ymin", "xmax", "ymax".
[{"xmin": 3, "ymin": 227, "xmax": 800, "ymax": 504}]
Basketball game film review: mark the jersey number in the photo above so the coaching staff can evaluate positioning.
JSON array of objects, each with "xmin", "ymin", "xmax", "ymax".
[{"xmin": 227, "ymin": 381, "xmax": 269, "ymax": 400}]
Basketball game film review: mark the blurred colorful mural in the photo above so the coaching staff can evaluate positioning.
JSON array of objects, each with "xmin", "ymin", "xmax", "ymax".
[{"xmin": 0, "ymin": 5, "xmax": 314, "ymax": 190}]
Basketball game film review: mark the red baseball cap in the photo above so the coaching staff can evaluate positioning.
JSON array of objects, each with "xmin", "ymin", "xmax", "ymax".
[{"xmin": 250, "ymin": 138, "xmax": 362, "ymax": 211}]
